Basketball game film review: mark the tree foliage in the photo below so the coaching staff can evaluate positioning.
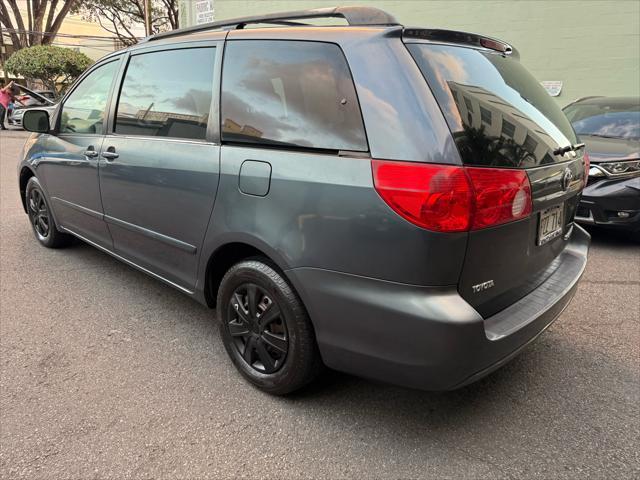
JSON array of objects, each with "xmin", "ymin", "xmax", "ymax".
[
  {"xmin": 80, "ymin": 0, "xmax": 178, "ymax": 47},
  {"xmin": 0, "ymin": 0, "xmax": 82, "ymax": 50},
  {"xmin": 5, "ymin": 45, "xmax": 93, "ymax": 93}
]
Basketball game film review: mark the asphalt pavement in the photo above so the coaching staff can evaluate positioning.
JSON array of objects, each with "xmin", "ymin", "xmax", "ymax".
[{"xmin": 1, "ymin": 129, "xmax": 639, "ymax": 479}]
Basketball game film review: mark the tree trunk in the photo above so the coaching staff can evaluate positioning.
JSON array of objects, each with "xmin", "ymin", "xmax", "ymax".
[
  {"xmin": 0, "ymin": 0, "xmax": 79, "ymax": 50},
  {"xmin": 0, "ymin": 1, "xmax": 23, "ymax": 49},
  {"xmin": 43, "ymin": 1, "xmax": 79, "ymax": 46}
]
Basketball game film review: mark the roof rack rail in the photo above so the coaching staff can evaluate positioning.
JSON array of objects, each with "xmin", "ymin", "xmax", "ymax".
[{"xmin": 142, "ymin": 6, "xmax": 400, "ymax": 42}]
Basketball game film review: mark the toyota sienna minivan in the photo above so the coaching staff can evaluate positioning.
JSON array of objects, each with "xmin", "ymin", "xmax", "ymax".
[{"xmin": 18, "ymin": 6, "xmax": 590, "ymax": 394}]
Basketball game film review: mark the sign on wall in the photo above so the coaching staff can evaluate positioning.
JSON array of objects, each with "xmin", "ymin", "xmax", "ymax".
[
  {"xmin": 195, "ymin": 0, "xmax": 215, "ymax": 24},
  {"xmin": 541, "ymin": 80, "xmax": 563, "ymax": 97},
  {"xmin": 179, "ymin": 0, "xmax": 215, "ymax": 27}
]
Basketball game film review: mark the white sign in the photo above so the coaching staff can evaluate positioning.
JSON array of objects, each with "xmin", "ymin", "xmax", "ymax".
[
  {"xmin": 541, "ymin": 80, "xmax": 563, "ymax": 97},
  {"xmin": 195, "ymin": 0, "xmax": 214, "ymax": 24}
]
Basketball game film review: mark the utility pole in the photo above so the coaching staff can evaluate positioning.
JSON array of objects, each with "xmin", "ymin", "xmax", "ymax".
[{"xmin": 144, "ymin": 0, "xmax": 153, "ymax": 36}]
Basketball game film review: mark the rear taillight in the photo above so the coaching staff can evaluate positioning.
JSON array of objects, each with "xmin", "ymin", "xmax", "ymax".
[
  {"xmin": 466, "ymin": 167, "xmax": 532, "ymax": 229},
  {"xmin": 582, "ymin": 151, "xmax": 590, "ymax": 187},
  {"xmin": 372, "ymin": 160, "xmax": 532, "ymax": 233},
  {"xmin": 371, "ymin": 161, "xmax": 472, "ymax": 231}
]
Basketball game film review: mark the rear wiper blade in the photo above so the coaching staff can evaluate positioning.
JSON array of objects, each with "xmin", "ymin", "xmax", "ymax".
[{"xmin": 553, "ymin": 142, "xmax": 585, "ymax": 156}]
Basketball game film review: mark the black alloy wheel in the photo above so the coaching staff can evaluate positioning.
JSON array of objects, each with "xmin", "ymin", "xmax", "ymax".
[
  {"xmin": 227, "ymin": 283, "xmax": 288, "ymax": 374},
  {"xmin": 217, "ymin": 259, "xmax": 323, "ymax": 394},
  {"xmin": 28, "ymin": 187, "xmax": 50, "ymax": 240},
  {"xmin": 25, "ymin": 176, "xmax": 73, "ymax": 248}
]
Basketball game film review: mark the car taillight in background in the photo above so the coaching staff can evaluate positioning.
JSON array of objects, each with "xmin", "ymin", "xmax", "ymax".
[{"xmin": 372, "ymin": 160, "xmax": 532, "ymax": 233}]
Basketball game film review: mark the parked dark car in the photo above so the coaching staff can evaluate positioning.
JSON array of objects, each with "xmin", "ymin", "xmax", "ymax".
[
  {"xmin": 8, "ymin": 85, "xmax": 57, "ymax": 128},
  {"xmin": 563, "ymin": 96, "xmax": 640, "ymax": 236},
  {"xmin": 18, "ymin": 7, "xmax": 589, "ymax": 394}
]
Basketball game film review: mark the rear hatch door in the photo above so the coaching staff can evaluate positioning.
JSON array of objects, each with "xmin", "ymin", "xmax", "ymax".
[{"xmin": 406, "ymin": 34, "xmax": 586, "ymax": 317}]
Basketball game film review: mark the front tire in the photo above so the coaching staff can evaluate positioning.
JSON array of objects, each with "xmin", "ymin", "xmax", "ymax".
[
  {"xmin": 217, "ymin": 259, "xmax": 322, "ymax": 395},
  {"xmin": 25, "ymin": 177, "xmax": 72, "ymax": 248}
]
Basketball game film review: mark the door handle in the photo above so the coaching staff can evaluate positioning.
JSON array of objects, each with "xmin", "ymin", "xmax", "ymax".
[
  {"xmin": 83, "ymin": 146, "xmax": 99, "ymax": 158},
  {"xmin": 101, "ymin": 147, "xmax": 119, "ymax": 161}
]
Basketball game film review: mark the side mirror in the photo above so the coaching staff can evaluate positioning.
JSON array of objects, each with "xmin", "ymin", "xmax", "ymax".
[{"xmin": 23, "ymin": 109, "xmax": 50, "ymax": 133}]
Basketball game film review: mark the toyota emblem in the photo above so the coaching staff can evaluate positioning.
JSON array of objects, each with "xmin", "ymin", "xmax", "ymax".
[{"xmin": 561, "ymin": 168, "xmax": 573, "ymax": 191}]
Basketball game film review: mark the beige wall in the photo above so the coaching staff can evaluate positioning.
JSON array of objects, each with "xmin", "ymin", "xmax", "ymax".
[
  {"xmin": 54, "ymin": 13, "xmax": 119, "ymax": 60},
  {"xmin": 2, "ymin": 3, "xmax": 120, "ymax": 61}
]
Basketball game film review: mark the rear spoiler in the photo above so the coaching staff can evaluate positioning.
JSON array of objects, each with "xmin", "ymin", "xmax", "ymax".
[
  {"xmin": 402, "ymin": 28, "xmax": 519, "ymax": 59},
  {"xmin": 13, "ymin": 83, "xmax": 56, "ymax": 106}
]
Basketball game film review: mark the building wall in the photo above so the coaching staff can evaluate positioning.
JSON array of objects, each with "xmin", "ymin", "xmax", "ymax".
[
  {"xmin": 54, "ymin": 13, "xmax": 121, "ymax": 60},
  {"xmin": 203, "ymin": 0, "xmax": 640, "ymax": 107},
  {"xmin": 1, "ymin": 9, "xmax": 120, "ymax": 61}
]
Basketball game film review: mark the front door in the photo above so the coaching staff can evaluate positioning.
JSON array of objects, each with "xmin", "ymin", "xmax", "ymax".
[
  {"xmin": 39, "ymin": 58, "xmax": 121, "ymax": 249},
  {"xmin": 98, "ymin": 46, "xmax": 220, "ymax": 291}
]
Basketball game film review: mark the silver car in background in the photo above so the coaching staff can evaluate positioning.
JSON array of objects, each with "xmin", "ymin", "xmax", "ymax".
[{"xmin": 8, "ymin": 85, "xmax": 57, "ymax": 128}]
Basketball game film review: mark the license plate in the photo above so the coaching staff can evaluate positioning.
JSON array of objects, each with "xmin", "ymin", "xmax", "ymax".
[{"xmin": 538, "ymin": 204, "xmax": 564, "ymax": 245}]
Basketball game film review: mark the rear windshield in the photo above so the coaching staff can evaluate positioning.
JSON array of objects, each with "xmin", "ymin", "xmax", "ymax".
[
  {"xmin": 563, "ymin": 102, "xmax": 640, "ymax": 140},
  {"xmin": 407, "ymin": 43, "xmax": 577, "ymax": 168}
]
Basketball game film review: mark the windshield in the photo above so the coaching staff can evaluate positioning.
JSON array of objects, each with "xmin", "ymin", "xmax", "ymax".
[
  {"xmin": 407, "ymin": 43, "xmax": 578, "ymax": 168},
  {"xmin": 563, "ymin": 102, "xmax": 640, "ymax": 140}
]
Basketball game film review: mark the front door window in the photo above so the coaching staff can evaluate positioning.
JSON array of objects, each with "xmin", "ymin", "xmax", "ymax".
[{"xmin": 59, "ymin": 61, "xmax": 118, "ymax": 135}]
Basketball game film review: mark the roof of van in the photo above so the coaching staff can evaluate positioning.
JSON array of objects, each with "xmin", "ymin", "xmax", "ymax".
[
  {"xmin": 102, "ymin": 6, "xmax": 515, "ymax": 61},
  {"xmin": 142, "ymin": 6, "xmax": 400, "ymax": 44}
]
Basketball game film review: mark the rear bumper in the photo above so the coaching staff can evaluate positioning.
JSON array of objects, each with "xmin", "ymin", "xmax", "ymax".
[
  {"xmin": 287, "ymin": 225, "xmax": 590, "ymax": 391},
  {"xmin": 575, "ymin": 176, "xmax": 640, "ymax": 232}
]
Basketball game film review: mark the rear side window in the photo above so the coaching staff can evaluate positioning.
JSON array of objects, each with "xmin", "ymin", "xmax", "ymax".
[
  {"xmin": 407, "ymin": 43, "xmax": 578, "ymax": 167},
  {"xmin": 114, "ymin": 47, "xmax": 215, "ymax": 140},
  {"xmin": 221, "ymin": 40, "xmax": 367, "ymax": 152}
]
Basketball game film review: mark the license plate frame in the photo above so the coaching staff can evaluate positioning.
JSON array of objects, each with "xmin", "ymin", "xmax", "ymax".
[{"xmin": 538, "ymin": 204, "xmax": 564, "ymax": 246}]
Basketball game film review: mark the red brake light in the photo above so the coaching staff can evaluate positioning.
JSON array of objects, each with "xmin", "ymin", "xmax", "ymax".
[
  {"xmin": 582, "ymin": 151, "xmax": 590, "ymax": 187},
  {"xmin": 371, "ymin": 160, "xmax": 472, "ymax": 232},
  {"xmin": 372, "ymin": 160, "xmax": 532, "ymax": 232},
  {"xmin": 466, "ymin": 167, "xmax": 532, "ymax": 229}
]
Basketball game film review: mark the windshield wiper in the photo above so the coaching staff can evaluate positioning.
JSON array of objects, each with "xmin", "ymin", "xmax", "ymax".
[{"xmin": 579, "ymin": 133, "xmax": 629, "ymax": 140}]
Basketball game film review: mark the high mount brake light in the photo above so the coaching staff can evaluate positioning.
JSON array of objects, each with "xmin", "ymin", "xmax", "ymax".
[
  {"xmin": 479, "ymin": 37, "xmax": 511, "ymax": 54},
  {"xmin": 372, "ymin": 160, "xmax": 532, "ymax": 233}
]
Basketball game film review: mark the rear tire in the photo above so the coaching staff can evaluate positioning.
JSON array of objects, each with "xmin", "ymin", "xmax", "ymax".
[
  {"xmin": 217, "ymin": 259, "xmax": 323, "ymax": 395},
  {"xmin": 25, "ymin": 177, "xmax": 73, "ymax": 248}
]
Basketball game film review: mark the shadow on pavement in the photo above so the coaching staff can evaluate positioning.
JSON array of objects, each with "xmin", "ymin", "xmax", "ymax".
[{"xmin": 583, "ymin": 225, "xmax": 639, "ymax": 248}]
